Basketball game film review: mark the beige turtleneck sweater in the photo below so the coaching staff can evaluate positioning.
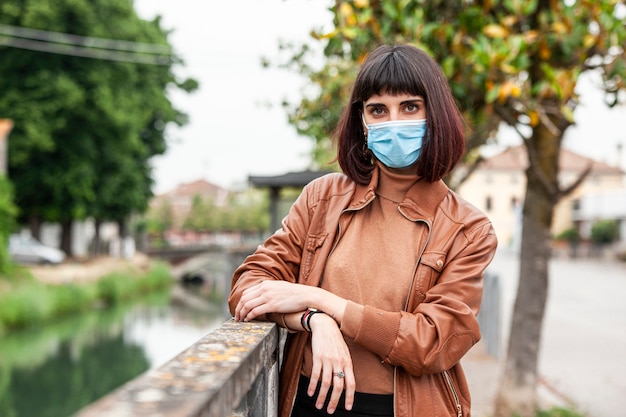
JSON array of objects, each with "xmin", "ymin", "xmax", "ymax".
[{"xmin": 302, "ymin": 162, "xmax": 423, "ymax": 394}]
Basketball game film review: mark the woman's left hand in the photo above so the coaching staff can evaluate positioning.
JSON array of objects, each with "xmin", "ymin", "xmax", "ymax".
[
  {"xmin": 234, "ymin": 280, "xmax": 313, "ymax": 322},
  {"xmin": 308, "ymin": 313, "xmax": 355, "ymax": 414}
]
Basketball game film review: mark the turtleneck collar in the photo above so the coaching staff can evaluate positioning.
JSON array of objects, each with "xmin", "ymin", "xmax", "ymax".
[
  {"xmin": 375, "ymin": 161, "xmax": 420, "ymax": 204},
  {"xmin": 348, "ymin": 161, "xmax": 450, "ymax": 219}
]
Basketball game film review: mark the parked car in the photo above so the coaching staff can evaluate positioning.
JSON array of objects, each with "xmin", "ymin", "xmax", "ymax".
[{"xmin": 8, "ymin": 234, "xmax": 66, "ymax": 265}]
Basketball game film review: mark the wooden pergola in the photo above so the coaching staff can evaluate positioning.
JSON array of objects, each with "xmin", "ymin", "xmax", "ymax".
[{"xmin": 248, "ymin": 170, "xmax": 333, "ymax": 232}]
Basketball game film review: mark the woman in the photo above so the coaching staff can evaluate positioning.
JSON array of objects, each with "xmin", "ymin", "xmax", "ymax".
[{"xmin": 229, "ymin": 44, "xmax": 497, "ymax": 417}]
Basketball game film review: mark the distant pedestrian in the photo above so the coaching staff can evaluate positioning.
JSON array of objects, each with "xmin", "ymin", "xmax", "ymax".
[{"xmin": 229, "ymin": 43, "xmax": 497, "ymax": 417}]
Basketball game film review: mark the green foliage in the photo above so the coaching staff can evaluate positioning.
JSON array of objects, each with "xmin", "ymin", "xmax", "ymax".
[
  {"xmin": 224, "ymin": 190, "xmax": 270, "ymax": 233},
  {"xmin": 0, "ymin": 291, "xmax": 168, "ymax": 368},
  {"xmin": 0, "ymin": 176, "xmax": 18, "ymax": 273},
  {"xmin": 146, "ymin": 198, "xmax": 174, "ymax": 242},
  {"xmin": 168, "ymin": 189, "xmax": 270, "ymax": 234},
  {"xmin": 97, "ymin": 273, "xmax": 137, "ymax": 304},
  {"xmin": 0, "ymin": 261, "xmax": 172, "ymax": 332},
  {"xmin": 97, "ymin": 262, "xmax": 171, "ymax": 305},
  {"xmin": 0, "ymin": 287, "xmax": 199, "ymax": 417},
  {"xmin": 5, "ymin": 334, "xmax": 150, "ymax": 417},
  {"xmin": 274, "ymin": 0, "xmax": 626, "ymax": 171},
  {"xmin": 536, "ymin": 406, "xmax": 586, "ymax": 417},
  {"xmin": 0, "ymin": 0, "xmax": 198, "ymax": 238},
  {"xmin": 590, "ymin": 219, "xmax": 620, "ymax": 245},
  {"xmin": 51, "ymin": 284, "xmax": 98, "ymax": 315},
  {"xmin": 0, "ymin": 177, "xmax": 17, "ymax": 235},
  {"xmin": 555, "ymin": 227, "xmax": 580, "ymax": 243},
  {"xmin": 272, "ymin": 2, "xmax": 626, "ymax": 415},
  {"xmin": 0, "ymin": 283, "xmax": 53, "ymax": 329},
  {"xmin": 182, "ymin": 195, "xmax": 217, "ymax": 231},
  {"xmin": 136, "ymin": 262, "xmax": 172, "ymax": 289}
]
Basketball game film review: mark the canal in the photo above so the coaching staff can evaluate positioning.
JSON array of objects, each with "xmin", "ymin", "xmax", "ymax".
[{"xmin": 0, "ymin": 284, "xmax": 231, "ymax": 417}]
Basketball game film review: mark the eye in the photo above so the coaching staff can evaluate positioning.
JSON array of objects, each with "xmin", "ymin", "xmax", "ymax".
[
  {"xmin": 404, "ymin": 103, "xmax": 420, "ymax": 113},
  {"xmin": 369, "ymin": 106, "xmax": 386, "ymax": 117}
]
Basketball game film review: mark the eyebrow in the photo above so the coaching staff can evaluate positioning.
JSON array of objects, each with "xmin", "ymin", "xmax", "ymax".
[{"xmin": 365, "ymin": 97, "xmax": 425, "ymax": 107}]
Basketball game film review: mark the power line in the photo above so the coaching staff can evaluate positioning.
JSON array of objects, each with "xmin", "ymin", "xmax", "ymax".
[
  {"xmin": 0, "ymin": 35, "xmax": 172, "ymax": 65},
  {"xmin": 0, "ymin": 23, "xmax": 174, "ymax": 65},
  {"xmin": 0, "ymin": 24, "xmax": 172, "ymax": 54}
]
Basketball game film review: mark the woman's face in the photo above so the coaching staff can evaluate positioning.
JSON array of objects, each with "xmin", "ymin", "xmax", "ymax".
[{"xmin": 362, "ymin": 92, "xmax": 426, "ymax": 125}]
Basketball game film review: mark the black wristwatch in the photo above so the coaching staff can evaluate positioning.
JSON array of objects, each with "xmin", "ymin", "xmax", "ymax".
[{"xmin": 300, "ymin": 307, "xmax": 325, "ymax": 332}]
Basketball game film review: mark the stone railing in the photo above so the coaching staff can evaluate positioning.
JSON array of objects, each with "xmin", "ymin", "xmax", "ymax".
[
  {"xmin": 76, "ymin": 319, "xmax": 281, "ymax": 417},
  {"xmin": 75, "ymin": 273, "xmax": 501, "ymax": 417},
  {"xmin": 476, "ymin": 272, "xmax": 501, "ymax": 358}
]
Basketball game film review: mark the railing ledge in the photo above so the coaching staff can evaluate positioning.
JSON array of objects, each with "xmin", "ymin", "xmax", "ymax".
[{"xmin": 75, "ymin": 319, "xmax": 280, "ymax": 417}]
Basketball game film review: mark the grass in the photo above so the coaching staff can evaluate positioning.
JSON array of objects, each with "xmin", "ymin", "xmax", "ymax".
[
  {"xmin": 96, "ymin": 262, "xmax": 171, "ymax": 304},
  {"xmin": 0, "ymin": 261, "xmax": 173, "ymax": 334},
  {"xmin": 536, "ymin": 407, "xmax": 586, "ymax": 417}
]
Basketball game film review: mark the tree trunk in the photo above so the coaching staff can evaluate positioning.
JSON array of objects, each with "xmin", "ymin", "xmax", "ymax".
[
  {"xmin": 28, "ymin": 214, "xmax": 41, "ymax": 240},
  {"xmin": 118, "ymin": 218, "xmax": 127, "ymax": 258},
  {"xmin": 494, "ymin": 123, "xmax": 561, "ymax": 417},
  {"xmin": 60, "ymin": 219, "xmax": 72, "ymax": 257},
  {"xmin": 91, "ymin": 218, "xmax": 102, "ymax": 257}
]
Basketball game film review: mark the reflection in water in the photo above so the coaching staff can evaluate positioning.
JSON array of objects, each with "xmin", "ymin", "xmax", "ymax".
[
  {"xmin": 0, "ymin": 287, "xmax": 230, "ymax": 417},
  {"xmin": 7, "ymin": 334, "xmax": 149, "ymax": 417}
]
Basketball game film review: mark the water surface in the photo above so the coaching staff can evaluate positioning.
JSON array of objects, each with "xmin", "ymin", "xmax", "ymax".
[{"xmin": 0, "ymin": 289, "xmax": 230, "ymax": 417}]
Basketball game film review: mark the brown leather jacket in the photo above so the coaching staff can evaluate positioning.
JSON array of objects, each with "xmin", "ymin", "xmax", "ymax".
[{"xmin": 229, "ymin": 166, "xmax": 498, "ymax": 417}]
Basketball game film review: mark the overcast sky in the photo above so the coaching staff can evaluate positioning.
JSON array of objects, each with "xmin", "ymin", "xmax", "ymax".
[
  {"xmin": 135, "ymin": 0, "xmax": 333, "ymax": 193},
  {"xmin": 135, "ymin": 0, "xmax": 626, "ymax": 194}
]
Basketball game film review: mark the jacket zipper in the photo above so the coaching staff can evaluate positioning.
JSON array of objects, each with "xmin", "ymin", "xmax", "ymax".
[
  {"xmin": 399, "ymin": 214, "xmax": 430, "ymax": 311},
  {"xmin": 396, "ymin": 214, "xmax": 431, "ymax": 415},
  {"xmin": 443, "ymin": 370, "xmax": 462, "ymax": 417},
  {"xmin": 327, "ymin": 199, "xmax": 436, "ymax": 417}
]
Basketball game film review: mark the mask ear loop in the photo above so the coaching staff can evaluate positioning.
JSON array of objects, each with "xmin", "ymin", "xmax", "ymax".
[
  {"xmin": 360, "ymin": 112, "xmax": 369, "ymax": 159},
  {"xmin": 360, "ymin": 111, "xmax": 369, "ymax": 138}
]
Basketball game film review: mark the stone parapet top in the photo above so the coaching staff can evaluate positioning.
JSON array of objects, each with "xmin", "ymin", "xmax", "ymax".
[{"xmin": 76, "ymin": 319, "xmax": 279, "ymax": 417}]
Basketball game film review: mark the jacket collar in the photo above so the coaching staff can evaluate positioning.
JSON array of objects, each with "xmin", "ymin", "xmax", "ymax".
[{"xmin": 349, "ymin": 164, "xmax": 450, "ymax": 221}]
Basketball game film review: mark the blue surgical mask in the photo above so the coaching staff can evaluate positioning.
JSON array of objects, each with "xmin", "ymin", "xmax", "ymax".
[{"xmin": 364, "ymin": 118, "xmax": 427, "ymax": 168}]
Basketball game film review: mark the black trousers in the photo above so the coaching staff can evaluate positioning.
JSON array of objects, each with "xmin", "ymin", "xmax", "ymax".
[{"xmin": 291, "ymin": 375, "xmax": 394, "ymax": 417}]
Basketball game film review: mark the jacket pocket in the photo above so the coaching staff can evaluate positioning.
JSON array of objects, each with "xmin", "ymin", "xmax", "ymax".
[
  {"xmin": 301, "ymin": 232, "xmax": 328, "ymax": 282},
  {"xmin": 414, "ymin": 251, "xmax": 446, "ymax": 302}
]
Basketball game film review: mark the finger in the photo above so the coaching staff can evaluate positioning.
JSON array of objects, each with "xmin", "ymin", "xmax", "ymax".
[
  {"xmin": 234, "ymin": 289, "xmax": 255, "ymax": 320},
  {"xmin": 234, "ymin": 301, "xmax": 244, "ymax": 321},
  {"xmin": 326, "ymin": 372, "xmax": 345, "ymax": 414},
  {"xmin": 243, "ymin": 304, "xmax": 265, "ymax": 322},
  {"xmin": 315, "ymin": 367, "xmax": 333, "ymax": 410},
  {"xmin": 343, "ymin": 369, "xmax": 356, "ymax": 411},
  {"xmin": 308, "ymin": 363, "xmax": 322, "ymax": 397},
  {"xmin": 236, "ymin": 285, "xmax": 263, "ymax": 315},
  {"xmin": 237, "ymin": 293, "xmax": 266, "ymax": 322},
  {"xmin": 235, "ymin": 300, "xmax": 252, "ymax": 321}
]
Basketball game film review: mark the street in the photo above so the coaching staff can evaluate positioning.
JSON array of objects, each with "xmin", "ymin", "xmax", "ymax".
[{"xmin": 487, "ymin": 247, "xmax": 626, "ymax": 417}]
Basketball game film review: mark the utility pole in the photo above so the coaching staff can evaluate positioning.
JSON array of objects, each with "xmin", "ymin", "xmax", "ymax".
[{"xmin": 0, "ymin": 119, "xmax": 14, "ymax": 175}]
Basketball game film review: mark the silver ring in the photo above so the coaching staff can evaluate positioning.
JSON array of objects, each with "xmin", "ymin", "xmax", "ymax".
[{"xmin": 333, "ymin": 371, "xmax": 345, "ymax": 379}]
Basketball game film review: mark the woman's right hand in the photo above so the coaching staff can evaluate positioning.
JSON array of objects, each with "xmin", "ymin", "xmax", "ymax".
[{"xmin": 307, "ymin": 313, "xmax": 355, "ymax": 414}]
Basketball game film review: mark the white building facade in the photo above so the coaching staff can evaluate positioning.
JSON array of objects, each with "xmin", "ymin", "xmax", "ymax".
[{"xmin": 457, "ymin": 145, "xmax": 625, "ymax": 250}]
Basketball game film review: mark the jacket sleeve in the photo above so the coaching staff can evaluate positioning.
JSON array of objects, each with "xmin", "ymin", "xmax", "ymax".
[
  {"xmin": 227, "ymin": 182, "xmax": 314, "ymax": 317},
  {"xmin": 341, "ymin": 218, "xmax": 498, "ymax": 376}
]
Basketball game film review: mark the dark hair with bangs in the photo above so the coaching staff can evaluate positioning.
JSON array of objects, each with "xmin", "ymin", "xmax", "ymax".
[{"xmin": 334, "ymin": 44, "xmax": 466, "ymax": 184}]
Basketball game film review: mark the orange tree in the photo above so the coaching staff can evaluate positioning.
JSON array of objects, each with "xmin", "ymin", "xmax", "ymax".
[{"xmin": 277, "ymin": 1, "xmax": 626, "ymax": 415}]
